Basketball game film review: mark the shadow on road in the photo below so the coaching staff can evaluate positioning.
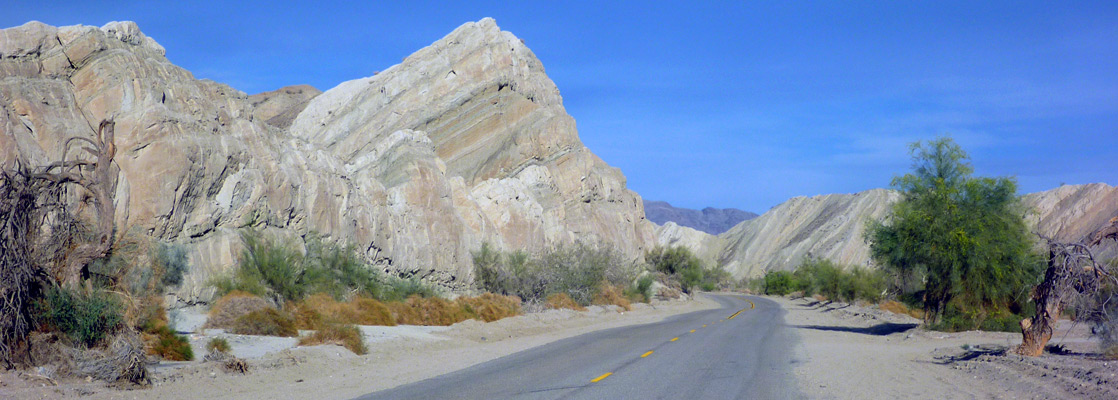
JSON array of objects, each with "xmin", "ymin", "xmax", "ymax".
[{"xmin": 792, "ymin": 322, "xmax": 919, "ymax": 336}]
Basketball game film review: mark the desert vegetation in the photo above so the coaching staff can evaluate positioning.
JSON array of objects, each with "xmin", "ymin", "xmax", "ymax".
[
  {"xmin": 0, "ymin": 121, "xmax": 194, "ymax": 385},
  {"xmin": 752, "ymin": 256, "xmax": 887, "ymax": 304},
  {"xmin": 203, "ymin": 232, "xmax": 524, "ymax": 354},
  {"xmin": 472, "ymin": 242, "xmax": 730, "ymax": 311}
]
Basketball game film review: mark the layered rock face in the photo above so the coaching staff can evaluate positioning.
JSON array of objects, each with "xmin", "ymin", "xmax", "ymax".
[
  {"xmin": 666, "ymin": 184, "xmax": 1118, "ymax": 279},
  {"xmin": 643, "ymin": 200, "xmax": 757, "ymax": 235},
  {"xmin": 0, "ymin": 19, "xmax": 655, "ymax": 302},
  {"xmin": 713, "ymin": 189, "xmax": 899, "ymax": 278}
]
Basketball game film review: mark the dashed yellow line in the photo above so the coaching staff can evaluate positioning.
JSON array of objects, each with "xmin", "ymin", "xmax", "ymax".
[
  {"xmin": 670, "ymin": 337, "xmax": 678, "ymax": 342},
  {"xmin": 641, "ymin": 351, "xmax": 653, "ymax": 358},
  {"xmin": 690, "ymin": 329, "xmax": 696, "ymax": 333},
  {"xmin": 702, "ymin": 324, "xmax": 707, "ymax": 328},
  {"xmin": 591, "ymin": 372, "xmax": 612, "ymax": 383}
]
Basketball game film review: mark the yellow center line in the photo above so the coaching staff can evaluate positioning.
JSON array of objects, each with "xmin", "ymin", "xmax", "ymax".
[
  {"xmin": 591, "ymin": 372, "xmax": 612, "ymax": 383},
  {"xmin": 690, "ymin": 329, "xmax": 696, "ymax": 333},
  {"xmin": 641, "ymin": 350, "xmax": 653, "ymax": 358},
  {"xmin": 702, "ymin": 324, "xmax": 707, "ymax": 328},
  {"xmin": 670, "ymin": 337, "xmax": 679, "ymax": 342}
]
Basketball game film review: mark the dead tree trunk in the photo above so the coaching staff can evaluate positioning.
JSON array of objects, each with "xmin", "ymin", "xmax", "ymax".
[
  {"xmin": 1017, "ymin": 218, "xmax": 1118, "ymax": 356},
  {"xmin": 0, "ymin": 120, "xmax": 118, "ymax": 367}
]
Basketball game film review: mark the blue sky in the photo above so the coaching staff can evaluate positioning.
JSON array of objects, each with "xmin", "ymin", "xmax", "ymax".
[{"xmin": 6, "ymin": 1, "xmax": 1117, "ymax": 212}]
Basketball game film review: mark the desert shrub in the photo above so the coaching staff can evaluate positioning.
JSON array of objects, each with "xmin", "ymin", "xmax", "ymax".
[
  {"xmin": 206, "ymin": 291, "xmax": 271, "ymax": 329},
  {"xmin": 545, "ymin": 292, "xmax": 586, "ymax": 311},
  {"xmin": 298, "ymin": 323, "xmax": 366, "ymax": 355},
  {"xmin": 645, "ymin": 246, "xmax": 729, "ymax": 293},
  {"xmin": 472, "ymin": 242, "xmax": 636, "ymax": 306},
  {"xmin": 762, "ymin": 271, "xmax": 795, "ymax": 296},
  {"xmin": 147, "ymin": 324, "xmax": 193, "ymax": 361},
  {"xmin": 35, "ymin": 287, "xmax": 123, "ymax": 347},
  {"xmin": 230, "ymin": 308, "xmax": 297, "ymax": 337},
  {"xmin": 206, "ymin": 337, "xmax": 231, "ymax": 353},
  {"xmin": 134, "ymin": 298, "xmax": 192, "ymax": 361},
  {"xmin": 157, "ymin": 243, "xmax": 189, "ymax": 288},
  {"xmin": 388, "ymin": 296, "xmax": 470, "ymax": 326},
  {"xmin": 456, "ymin": 293, "xmax": 521, "ymax": 322},
  {"xmin": 214, "ymin": 231, "xmax": 437, "ymax": 304},
  {"xmin": 292, "ymin": 294, "xmax": 395, "ymax": 329},
  {"xmin": 624, "ymin": 275, "xmax": 655, "ymax": 303},
  {"xmin": 593, "ymin": 283, "xmax": 632, "ymax": 311}
]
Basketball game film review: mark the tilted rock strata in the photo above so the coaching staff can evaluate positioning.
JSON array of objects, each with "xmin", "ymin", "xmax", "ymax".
[
  {"xmin": 0, "ymin": 19, "xmax": 655, "ymax": 303},
  {"xmin": 715, "ymin": 189, "xmax": 899, "ymax": 278},
  {"xmin": 692, "ymin": 184, "xmax": 1118, "ymax": 279}
]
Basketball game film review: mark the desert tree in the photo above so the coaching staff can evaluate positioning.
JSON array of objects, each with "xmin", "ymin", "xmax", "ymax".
[
  {"xmin": 0, "ymin": 120, "xmax": 118, "ymax": 367},
  {"xmin": 866, "ymin": 137, "xmax": 1043, "ymax": 325},
  {"xmin": 1016, "ymin": 217, "xmax": 1118, "ymax": 356}
]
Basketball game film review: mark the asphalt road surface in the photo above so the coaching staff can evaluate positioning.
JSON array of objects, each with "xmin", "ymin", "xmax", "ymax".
[{"xmin": 358, "ymin": 294, "xmax": 801, "ymax": 400}]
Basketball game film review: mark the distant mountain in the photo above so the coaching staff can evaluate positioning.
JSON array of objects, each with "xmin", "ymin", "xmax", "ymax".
[{"xmin": 643, "ymin": 200, "xmax": 758, "ymax": 235}]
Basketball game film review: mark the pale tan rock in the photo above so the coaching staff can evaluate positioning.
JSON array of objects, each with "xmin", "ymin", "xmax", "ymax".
[{"xmin": 0, "ymin": 19, "xmax": 655, "ymax": 303}]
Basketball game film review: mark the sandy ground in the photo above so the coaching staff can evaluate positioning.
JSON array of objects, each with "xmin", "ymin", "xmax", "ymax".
[
  {"xmin": 776, "ymin": 296, "xmax": 1118, "ymax": 400},
  {"xmin": 0, "ymin": 297, "xmax": 718, "ymax": 399},
  {"xmin": 6, "ymin": 295, "xmax": 1117, "ymax": 399}
]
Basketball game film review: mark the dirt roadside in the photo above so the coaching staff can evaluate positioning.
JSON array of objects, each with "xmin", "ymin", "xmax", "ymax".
[
  {"xmin": 0, "ymin": 297, "xmax": 719, "ymax": 400},
  {"xmin": 776, "ymin": 296, "xmax": 1118, "ymax": 400}
]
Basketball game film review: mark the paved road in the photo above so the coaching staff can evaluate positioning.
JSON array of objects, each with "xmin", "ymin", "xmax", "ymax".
[{"xmin": 357, "ymin": 294, "xmax": 801, "ymax": 400}]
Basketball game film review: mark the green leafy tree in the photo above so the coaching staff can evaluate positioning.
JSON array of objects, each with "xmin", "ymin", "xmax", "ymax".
[{"xmin": 866, "ymin": 137, "xmax": 1042, "ymax": 325}]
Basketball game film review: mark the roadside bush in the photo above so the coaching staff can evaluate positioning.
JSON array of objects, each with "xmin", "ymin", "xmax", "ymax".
[
  {"xmin": 545, "ymin": 293, "xmax": 586, "ymax": 311},
  {"xmin": 213, "ymin": 230, "xmax": 437, "ymax": 304},
  {"xmin": 624, "ymin": 275, "xmax": 655, "ymax": 303},
  {"xmin": 456, "ymin": 293, "xmax": 521, "ymax": 322},
  {"xmin": 298, "ymin": 322, "xmax": 367, "ymax": 355},
  {"xmin": 230, "ymin": 308, "xmax": 298, "ymax": 337},
  {"xmin": 762, "ymin": 271, "xmax": 795, "ymax": 296},
  {"xmin": 645, "ymin": 246, "xmax": 730, "ymax": 293},
  {"xmin": 35, "ymin": 287, "xmax": 123, "ymax": 348},
  {"xmin": 472, "ymin": 242, "xmax": 638, "ymax": 306},
  {"xmin": 206, "ymin": 337, "xmax": 232, "ymax": 353},
  {"xmin": 388, "ymin": 296, "xmax": 469, "ymax": 326},
  {"xmin": 135, "ymin": 298, "xmax": 193, "ymax": 361},
  {"xmin": 593, "ymin": 282, "xmax": 632, "ymax": 311},
  {"xmin": 292, "ymin": 294, "xmax": 395, "ymax": 328},
  {"xmin": 206, "ymin": 291, "xmax": 271, "ymax": 329}
]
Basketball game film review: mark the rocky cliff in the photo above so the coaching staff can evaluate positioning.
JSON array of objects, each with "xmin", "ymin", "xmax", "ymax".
[
  {"xmin": 671, "ymin": 184, "xmax": 1118, "ymax": 279},
  {"xmin": 0, "ymin": 19, "xmax": 656, "ymax": 303},
  {"xmin": 643, "ymin": 200, "xmax": 757, "ymax": 235}
]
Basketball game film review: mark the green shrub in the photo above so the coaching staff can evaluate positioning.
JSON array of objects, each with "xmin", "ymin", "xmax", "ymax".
[
  {"xmin": 214, "ymin": 230, "xmax": 437, "ymax": 304},
  {"xmin": 35, "ymin": 287, "xmax": 123, "ymax": 347},
  {"xmin": 207, "ymin": 337, "xmax": 232, "ymax": 353},
  {"xmin": 157, "ymin": 243, "xmax": 190, "ymax": 288},
  {"xmin": 624, "ymin": 275, "xmax": 655, "ymax": 302},
  {"xmin": 644, "ymin": 246, "xmax": 729, "ymax": 293},
  {"xmin": 472, "ymin": 242, "xmax": 636, "ymax": 305},
  {"xmin": 762, "ymin": 271, "xmax": 795, "ymax": 296},
  {"xmin": 148, "ymin": 324, "xmax": 194, "ymax": 361}
]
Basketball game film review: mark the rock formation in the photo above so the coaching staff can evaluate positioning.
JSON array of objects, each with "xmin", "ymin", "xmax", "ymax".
[
  {"xmin": 643, "ymin": 200, "xmax": 757, "ymax": 235},
  {"xmin": 665, "ymin": 184, "xmax": 1118, "ymax": 279},
  {"xmin": 713, "ymin": 189, "xmax": 899, "ymax": 278},
  {"xmin": 0, "ymin": 19, "xmax": 656, "ymax": 303}
]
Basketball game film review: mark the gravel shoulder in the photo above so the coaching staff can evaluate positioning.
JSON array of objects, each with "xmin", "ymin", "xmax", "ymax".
[
  {"xmin": 775, "ymin": 296, "xmax": 1118, "ymax": 400},
  {"xmin": 0, "ymin": 297, "xmax": 718, "ymax": 400}
]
